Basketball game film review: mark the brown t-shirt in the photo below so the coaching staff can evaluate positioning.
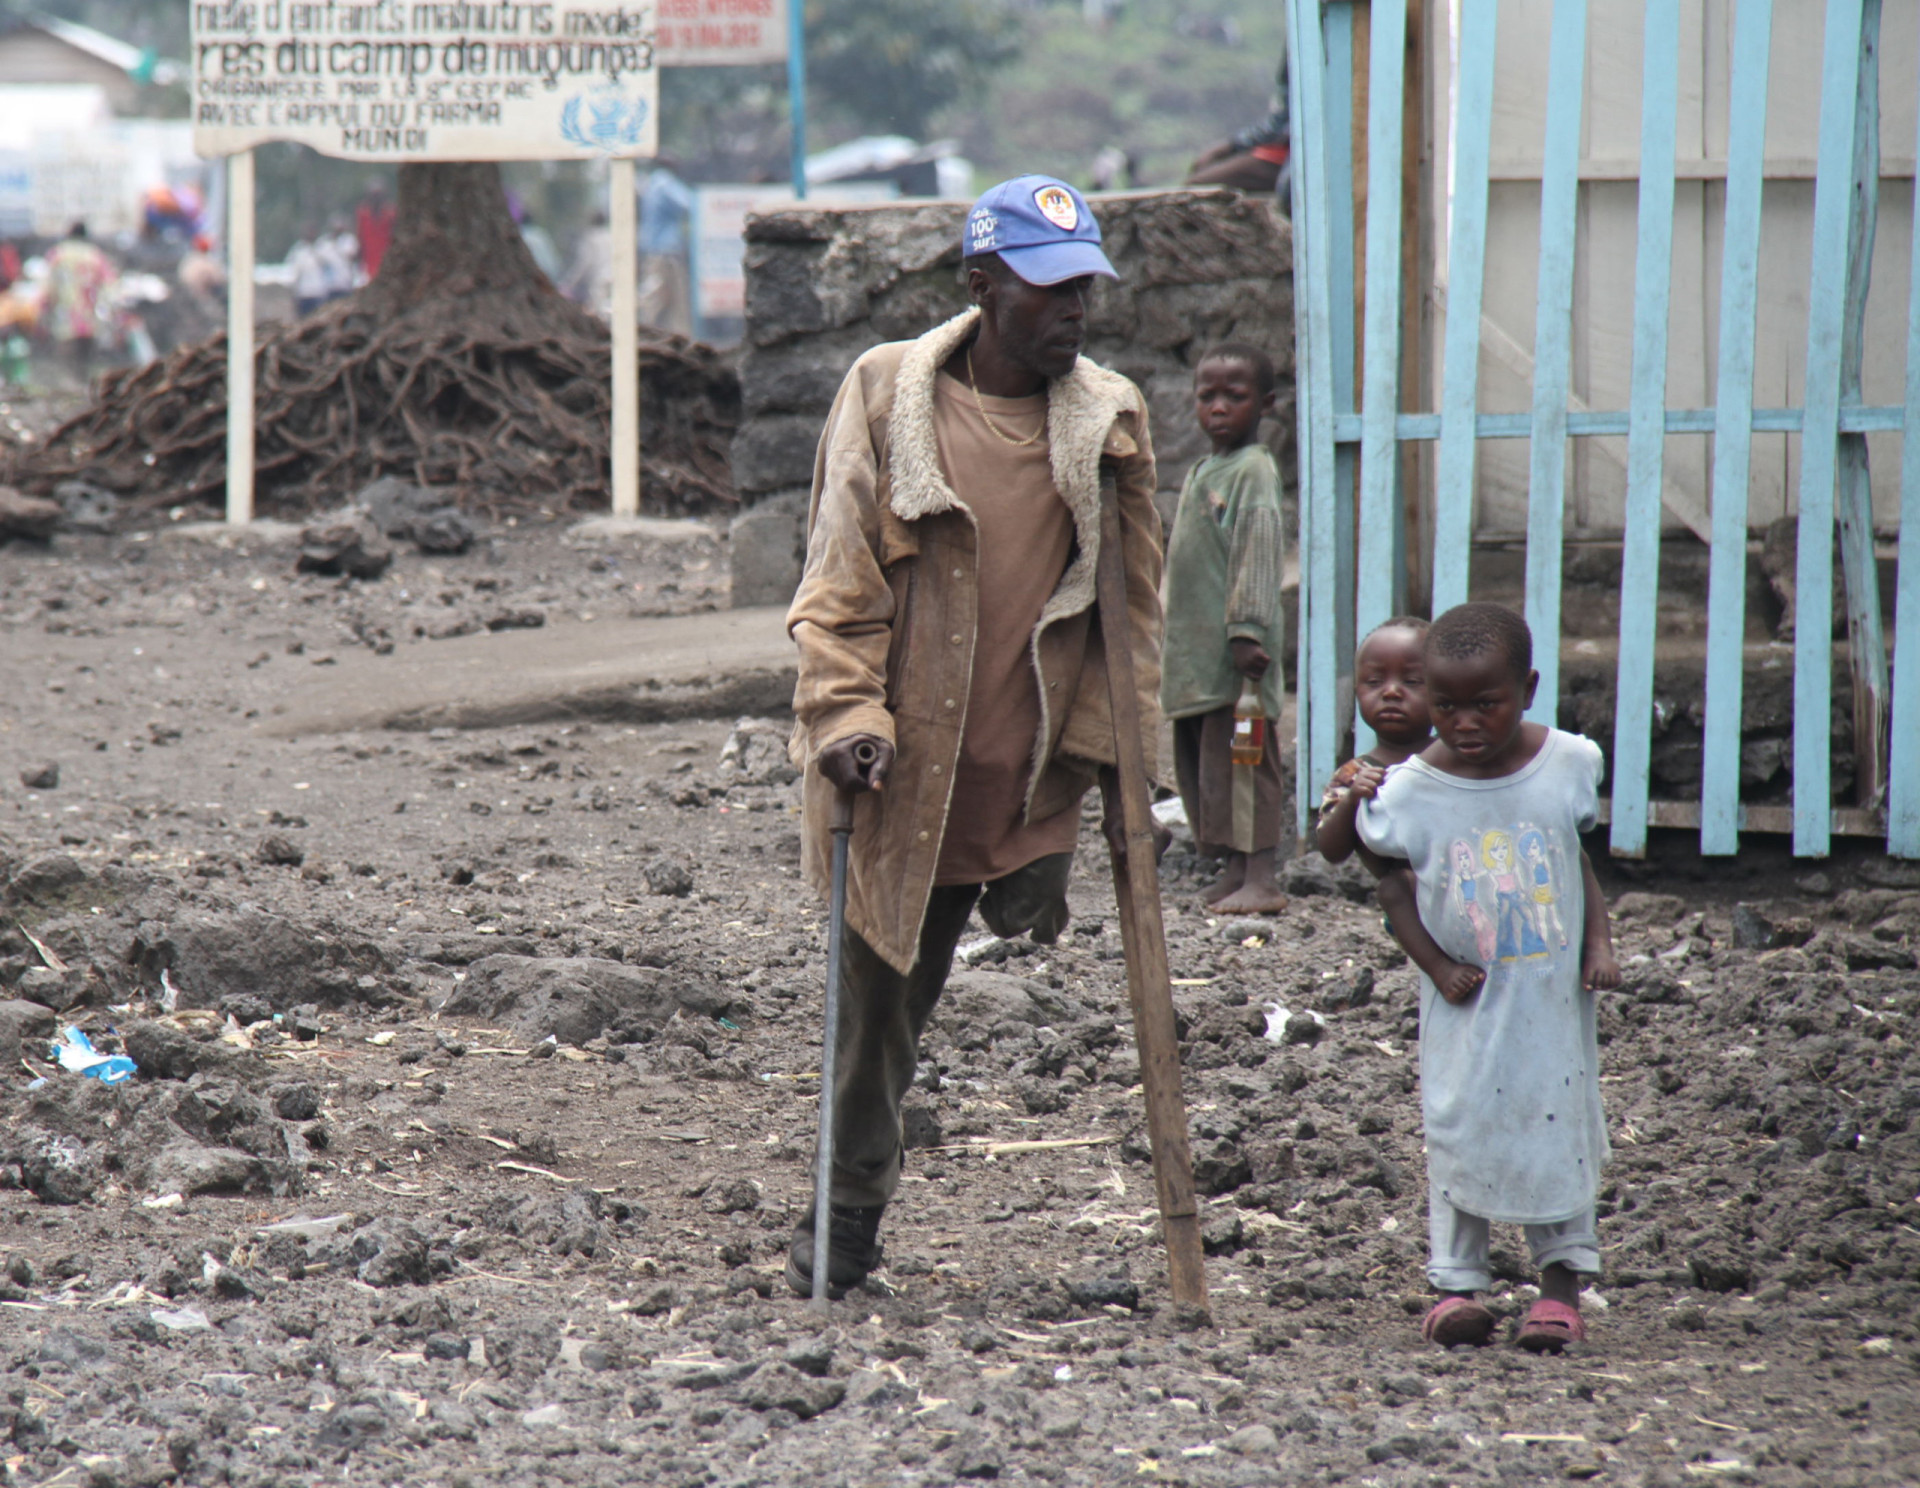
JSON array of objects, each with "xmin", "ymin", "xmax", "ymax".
[{"xmin": 931, "ymin": 371, "xmax": 1082, "ymax": 885}]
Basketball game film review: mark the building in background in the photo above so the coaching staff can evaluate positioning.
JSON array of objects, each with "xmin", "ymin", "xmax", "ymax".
[
  {"xmin": 0, "ymin": 12, "xmax": 182, "ymax": 110},
  {"xmin": 0, "ymin": 13, "xmax": 196, "ymax": 241}
]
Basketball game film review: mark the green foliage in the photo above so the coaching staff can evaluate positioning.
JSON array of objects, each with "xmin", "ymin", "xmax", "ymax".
[
  {"xmin": 805, "ymin": 0, "xmax": 1022, "ymax": 141},
  {"xmin": 941, "ymin": 0, "xmax": 1286, "ymax": 188}
]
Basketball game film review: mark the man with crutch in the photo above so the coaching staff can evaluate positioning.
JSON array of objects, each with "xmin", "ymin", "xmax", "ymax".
[{"xmin": 783, "ymin": 176, "xmax": 1172, "ymax": 1299}]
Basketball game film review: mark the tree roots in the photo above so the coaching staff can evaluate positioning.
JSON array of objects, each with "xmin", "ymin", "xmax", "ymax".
[{"xmin": 7, "ymin": 288, "xmax": 739, "ymax": 522}]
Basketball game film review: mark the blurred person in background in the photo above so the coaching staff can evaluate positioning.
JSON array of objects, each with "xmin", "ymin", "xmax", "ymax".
[
  {"xmin": 178, "ymin": 234, "xmax": 227, "ymax": 312},
  {"xmin": 638, "ymin": 157, "xmax": 693, "ymax": 336},
  {"xmin": 288, "ymin": 223, "xmax": 330, "ymax": 317},
  {"xmin": 356, "ymin": 179, "xmax": 395, "ymax": 280},
  {"xmin": 46, "ymin": 222, "xmax": 114, "ymax": 384},
  {"xmin": 1090, "ymin": 145, "xmax": 1137, "ymax": 192},
  {"xmin": 1186, "ymin": 48, "xmax": 1290, "ymax": 201},
  {"xmin": 323, "ymin": 216, "xmax": 359, "ymax": 299},
  {"xmin": 0, "ymin": 239, "xmax": 32, "ymax": 388},
  {"xmin": 561, "ymin": 208, "xmax": 612, "ymax": 316}
]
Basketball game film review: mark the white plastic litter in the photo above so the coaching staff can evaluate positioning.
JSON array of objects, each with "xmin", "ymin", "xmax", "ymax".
[
  {"xmin": 150, "ymin": 1306, "xmax": 212, "ymax": 1332},
  {"xmin": 1261, "ymin": 1003, "xmax": 1326, "ymax": 1044},
  {"xmin": 50, "ymin": 1027, "xmax": 138, "ymax": 1084},
  {"xmin": 1150, "ymin": 797, "xmax": 1189, "ymax": 828},
  {"xmin": 160, "ymin": 968, "xmax": 181, "ymax": 1013}
]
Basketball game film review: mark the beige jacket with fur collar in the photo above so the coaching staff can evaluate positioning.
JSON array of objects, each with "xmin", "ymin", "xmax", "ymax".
[{"xmin": 786, "ymin": 307, "xmax": 1163, "ymax": 974}]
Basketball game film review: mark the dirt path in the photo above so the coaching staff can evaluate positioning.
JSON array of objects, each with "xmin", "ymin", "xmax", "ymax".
[{"xmin": 0, "ymin": 522, "xmax": 1915, "ymax": 1488}]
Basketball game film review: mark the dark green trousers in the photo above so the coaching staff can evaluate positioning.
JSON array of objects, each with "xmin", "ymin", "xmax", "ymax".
[{"xmin": 828, "ymin": 852, "xmax": 1072, "ymax": 1207}]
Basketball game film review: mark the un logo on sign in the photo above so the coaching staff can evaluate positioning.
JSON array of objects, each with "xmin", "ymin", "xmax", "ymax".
[{"xmin": 560, "ymin": 87, "xmax": 650, "ymax": 153}]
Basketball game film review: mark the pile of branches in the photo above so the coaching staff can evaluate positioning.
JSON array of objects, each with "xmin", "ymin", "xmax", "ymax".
[{"xmin": 7, "ymin": 296, "xmax": 739, "ymax": 522}]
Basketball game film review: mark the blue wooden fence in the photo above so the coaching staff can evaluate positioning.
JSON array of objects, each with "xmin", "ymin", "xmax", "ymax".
[{"xmin": 1287, "ymin": 0, "xmax": 1920, "ymax": 859}]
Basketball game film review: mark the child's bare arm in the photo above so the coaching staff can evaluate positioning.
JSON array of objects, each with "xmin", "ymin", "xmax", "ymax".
[
  {"xmin": 1316, "ymin": 763, "xmax": 1384, "ymax": 863},
  {"xmin": 1578, "ymin": 850, "xmax": 1620, "ymax": 990},
  {"xmin": 1376, "ymin": 864, "xmax": 1485, "ymax": 1005},
  {"xmin": 1316, "ymin": 790, "xmax": 1364, "ymax": 862}
]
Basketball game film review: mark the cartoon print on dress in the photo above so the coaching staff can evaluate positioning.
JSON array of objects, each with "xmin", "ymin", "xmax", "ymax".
[
  {"xmin": 1517, "ymin": 826, "xmax": 1569, "ymax": 949},
  {"xmin": 1480, "ymin": 828, "xmax": 1549, "ymax": 961},
  {"xmin": 1446, "ymin": 838, "xmax": 1498, "ymax": 963}
]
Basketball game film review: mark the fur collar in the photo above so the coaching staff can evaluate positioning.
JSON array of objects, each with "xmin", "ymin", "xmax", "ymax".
[{"xmin": 889, "ymin": 305, "xmax": 1137, "ymax": 632}]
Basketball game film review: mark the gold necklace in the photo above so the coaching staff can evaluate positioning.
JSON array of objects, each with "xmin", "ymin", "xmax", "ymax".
[{"xmin": 966, "ymin": 345, "xmax": 1046, "ymax": 448}]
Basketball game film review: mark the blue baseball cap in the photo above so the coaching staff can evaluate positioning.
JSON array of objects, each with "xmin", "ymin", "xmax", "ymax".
[{"xmin": 963, "ymin": 174, "xmax": 1117, "ymax": 286}]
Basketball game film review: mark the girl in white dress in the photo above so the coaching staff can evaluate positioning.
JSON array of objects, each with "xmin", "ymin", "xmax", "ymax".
[{"xmin": 1358, "ymin": 603, "xmax": 1620, "ymax": 1353}]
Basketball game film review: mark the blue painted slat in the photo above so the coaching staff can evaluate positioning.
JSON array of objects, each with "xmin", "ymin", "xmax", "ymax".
[
  {"xmin": 1331, "ymin": 405, "xmax": 1907, "ymax": 441},
  {"xmin": 1700, "ymin": 0, "xmax": 1775, "ymax": 855},
  {"xmin": 1891, "ymin": 34, "xmax": 1920, "ymax": 857},
  {"xmin": 1792, "ymin": 0, "xmax": 1870, "ymax": 858},
  {"xmin": 1610, "ymin": 0, "xmax": 1682, "ymax": 859},
  {"xmin": 1289, "ymin": 0, "xmax": 1343, "ymax": 816},
  {"xmin": 1430, "ymin": 0, "xmax": 1499, "ymax": 615},
  {"xmin": 1286, "ymin": 0, "xmax": 1314, "ymax": 841},
  {"xmin": 1522, "ymin": 0, "xmax": 1590, "ymax": 726},
  {"xmin": 1354, "ymin": 0, "xmax": 1408, "ymax": 758},
  {"xmin": 1326, "ymin": 4, "xmax": 1359, "ymax": 740}
]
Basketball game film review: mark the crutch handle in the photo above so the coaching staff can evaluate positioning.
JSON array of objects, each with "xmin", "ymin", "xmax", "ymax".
[{"xmin": 829, "ymin": 740, "xmax": 879, "ymax": 832}]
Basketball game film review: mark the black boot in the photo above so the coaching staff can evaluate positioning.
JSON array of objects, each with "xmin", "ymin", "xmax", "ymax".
[{"xmin": 785, "ymin": 1203, "xmax": 886, "ymax": 1299}]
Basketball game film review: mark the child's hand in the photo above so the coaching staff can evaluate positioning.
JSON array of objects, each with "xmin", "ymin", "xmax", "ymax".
[
  {"xmin": 1582, "ymin": 944, "xmax": 1621, "ymax": 991},
  {"xmin": 1229, "ymin": 638, "xmax": 1271, "ymax": 680},
  {"xmin": 1436, "ymin": 960, "xmax": 1485, "ymax": 1005},
  {"xmin": 1348, "ymin": 763, "xmax": 1386, "ymax": 800}
]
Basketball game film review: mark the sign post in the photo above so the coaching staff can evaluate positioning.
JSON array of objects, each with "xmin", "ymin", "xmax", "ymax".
[
  {"xmin": 610, "ymin": 157, "xmax": 640, "ymax": 517},
  {"xmin": 787, "ymin": 0, "xmax": 808, "ymax": 199},
  {"xmin": 225, "ymin": 148, "xmax": 254, "ymax": 526},
  {"xmin": 190, "ymin": 6, "xmax": 660, "ymax": 522}
]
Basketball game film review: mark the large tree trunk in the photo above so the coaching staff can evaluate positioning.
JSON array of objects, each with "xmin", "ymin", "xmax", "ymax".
[
  {"xmin": 10, "ymin": 163, "xmax": 739, "ymax": 518},
  {"xmin": 362, "ymin": 163, "xmax": 555, "ymax": 320}
]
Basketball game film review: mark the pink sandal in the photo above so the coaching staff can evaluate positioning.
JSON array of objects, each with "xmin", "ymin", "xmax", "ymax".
[
  {"xmin": 1421, "ymin": 1295, "xmax": 1496, "ymax": 1347},
  {"xmin": 1516, "ymin": 1298, "xmax": 1587, "ymax": 1353}
]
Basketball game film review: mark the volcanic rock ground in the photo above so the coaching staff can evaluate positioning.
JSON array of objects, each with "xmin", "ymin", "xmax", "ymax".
[{"xmin": 0, "ymin": 516, "xmax": 1916, "ymax": 1488}]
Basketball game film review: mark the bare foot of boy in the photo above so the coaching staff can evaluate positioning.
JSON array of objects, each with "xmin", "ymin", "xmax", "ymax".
[
  {"xmin": 1435, "ymin": 959, "xmax": 1486, "ymax": 1005},
  {"xmin": 1200, "ymin": 857, "xmax": 1245, "ymax": 905},
  {"xmin": 1212, "ymin": 850, "xmax": 1288, "ymax": 915}
]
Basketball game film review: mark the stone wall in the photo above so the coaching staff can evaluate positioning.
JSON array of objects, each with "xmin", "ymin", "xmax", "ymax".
[{"xmin": 729, "ymin": 189, "xmax": 1295, "ymax": 607}]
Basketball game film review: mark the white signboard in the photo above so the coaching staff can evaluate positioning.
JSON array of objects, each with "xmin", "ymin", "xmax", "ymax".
[
  {"xmin": 656, "ymin": 0, "xmax": 787, "ymax": 67},
  {"xmin": 693, "ymin": 181, "xmax": 891, "ymax": 322},
  {"xmin": 190, "ymin": 2, "xmax": 658, "ymax": 161}
]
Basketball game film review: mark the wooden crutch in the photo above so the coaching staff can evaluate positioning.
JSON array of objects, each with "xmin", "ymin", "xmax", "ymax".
[{"xmin": 1093, "ymin": 473, "xmax": 1210, "ymax": 1315}]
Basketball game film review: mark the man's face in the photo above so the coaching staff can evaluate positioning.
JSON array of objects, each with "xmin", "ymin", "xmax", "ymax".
[{"xmin": 979, "ymin": 270, "xmax": 1093, "ymax": 380}]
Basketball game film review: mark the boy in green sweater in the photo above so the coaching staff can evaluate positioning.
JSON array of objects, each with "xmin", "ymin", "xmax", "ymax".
[{"xmin": 1160, "ymin": 344, "xmax": 1289, "ymax": 914}]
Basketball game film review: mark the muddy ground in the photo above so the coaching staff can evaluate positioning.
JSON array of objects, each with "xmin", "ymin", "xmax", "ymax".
[{"xmin": 0, "ymin": 512, "xmax": 1916, "ymax": 1488}]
